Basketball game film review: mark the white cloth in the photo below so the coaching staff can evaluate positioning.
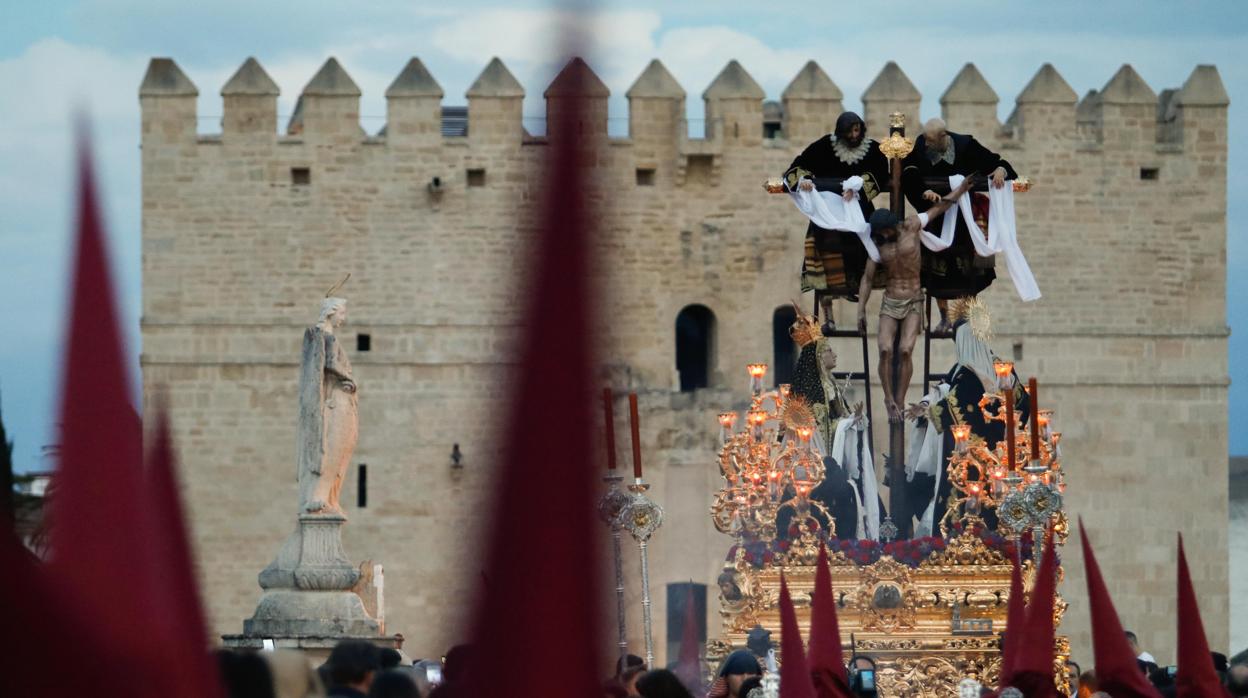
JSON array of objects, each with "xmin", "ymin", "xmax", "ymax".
[
  {"xmin": 954, "ymin": 323, "xmax": 997, "ymax": 392},
  {"xmin": 786, "ymin": 179, "xmax": 881, "ymax": 263},
  {"xmin": 906, "ymin": 384, "xmax": 951, "ymax": 537},
  {"xmin": 830, "ymin": 416, "xmax": 880, "ymax": 540},
  {"xmin": 931, "ymin": 175, "xmax": 1041, "ymax": 302}
]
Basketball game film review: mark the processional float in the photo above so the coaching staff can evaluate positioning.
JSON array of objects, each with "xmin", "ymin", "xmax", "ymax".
[{"xmin": 717, "ymin": 114, "xmax": 1063, "ymax": 697}]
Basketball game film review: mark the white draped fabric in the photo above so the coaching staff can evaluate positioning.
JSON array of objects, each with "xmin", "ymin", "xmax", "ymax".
[
  {"xmin": 935, "ymin": 174, "xmax": 1041, "ymax": 302},
  {"xmin": 829, "ymin": 416, "xmax": 881, "ymax": 540},
  {"xmin": 785, "ymin": 177, "xmax": 881, "ymax": 263},
  {"xmin": 786, "ymin": 173, "xmax": 1041, "ymax": 301},
  {"xmin": 905, "ymin": 384, "xmax": 951, "ymax": 538}
]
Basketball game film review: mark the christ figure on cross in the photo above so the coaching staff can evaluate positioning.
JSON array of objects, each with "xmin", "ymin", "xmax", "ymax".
[{"xmin": 856, "ymin": 176, "xmax": 973, "ymax": 423}]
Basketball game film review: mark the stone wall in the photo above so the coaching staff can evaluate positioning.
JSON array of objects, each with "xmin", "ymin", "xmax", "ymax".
[{"xmin": 139, "ymin": 55, "xmax": 1230, "ymax": 665}]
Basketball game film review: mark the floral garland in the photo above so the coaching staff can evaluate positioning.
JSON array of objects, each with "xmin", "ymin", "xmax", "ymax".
[{"xmin": 726, "ymin": 521, "xmax": 1038, "ymax": 570}]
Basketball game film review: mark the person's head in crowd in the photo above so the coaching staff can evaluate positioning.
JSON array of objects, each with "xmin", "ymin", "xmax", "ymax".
[
  {"xmin": 1214, "ymin": 652, "xmax": 1230, "ymax": 683},
  {"xmin": 737, "ymin": 676, "xmax": 764, "ymax": 698},
  {"xmin": 1065, "ymin": 659, "xmax": 1081, "ymax": 695},
  {"xmin": 1138, "ymin": 659, "xmax": 1159, "ymax": 678},
  {"xmin": 719, "ymin": 650, "xmax": 762, "ymax": 697},
  {"xmin": 217, "ymin": 649, "xmax": 278, "ymax": 698},
  {"xmin": 326, "ymin": 640, "xmax": 382, "ymax": 694},
  {"xmin": 1147, "ymin": 664, "xmax": 1175, "ymax": 690},
  {"xmin": 379, "ymin": 649, "xmax": 403, "ymax": 671},
  {"xmin": 607, "ymin": 653, "xmax": 646, "ymax": 696},
  {"xmin": 1077, "ymin": 669, "xmax": 1098, "ymax": 697},
  {"xmin": 635, "ymin": 669, "xmax": 695, "ymax": 698},
  {"xmin": 1227, "ymin": 663, "xmax": 1248, "ymax": 696},
  {"xmin": 368, "ymin": 670, "xmax": 420, "ymax": 698},
  {"xmin": 1126, "ymin": 630, "xmax": 1155, "ymax": 662},
  {"xmin": 440, "ymin": 645, "xmax": 473, "ymax": 684},
  {"xmin": 265, "ymin": 650, "xmax": 325, "ymax": 698}
]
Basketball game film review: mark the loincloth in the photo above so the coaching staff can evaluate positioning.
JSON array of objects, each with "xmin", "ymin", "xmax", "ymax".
[{"xmin": 879, "ymin": 294, "xmax": 922, "ymax": 321}]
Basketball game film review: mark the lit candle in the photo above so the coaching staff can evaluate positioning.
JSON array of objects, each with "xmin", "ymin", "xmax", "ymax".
[
  {"xmin": 1028, "ymin": 378, "xmax": 1040, "ymax": 461},
  {"xmin": 747, "ymin": 363, "xmax": 768, "ymax": 394},
  {"xmin": 952, "ymin": 424, "xmax": 971, "ymax": 453},
  {"xmin": 628, "ymin": 392, "xmax": 643, "ymax": 480},
  {"xmin": 603, "ymin": 388, "xmax": 617, "ymax": 471},
  {"xmin": 1005, "ymin": 388, "xmax": 1016, "ymax": 470},
  {"xmin": 718, "ymin": 412, "xmax": 738, "ymax": 444}
]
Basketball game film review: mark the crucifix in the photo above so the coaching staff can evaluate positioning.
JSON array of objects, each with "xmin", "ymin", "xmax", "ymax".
[{"xmin": 872, "ymin": 111, "xmax": 918, "ymax": 540}]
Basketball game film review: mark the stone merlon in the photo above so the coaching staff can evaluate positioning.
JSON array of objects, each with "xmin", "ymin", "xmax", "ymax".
[
  {"xmin": 222, "ymin": 57, "xmax": 279, "ymax": 97},
  {"xmin": 863, "ymin": 61, "xmax": 919, "ymax": 102},
  {"xmin": 703, "ymin": 60, "xmax": 765, "ymax": 100},
  {"xmin": 544, "ymin": 57, "xmax": 610, "ymax": 98},
  {"xmin": 782, "ymin": 61, "xmax": 842, "ymax": 101},
  {"xmin": 1099, "ymin": 65, "xmax": 1156, "ymax": 105},
  {"xmin": 139, "ymin": 58, "xmax": 198, "ymax": 97},
  {"xmin": 627, "ymin": 59, "xmax": 685, "ymax": 100},
  {"xmin": 941, "ymin": 63, "xmax": 997, "ymax": 105},
  {"xmin": 386, "ymin": 58, "xmax": 443, "ymax": 99},
  {"xmin": 1016, "ymin": 64, "xmax": 1077, "ymax": 104},
  {"xmin": 302, "ymin": 57, "xmax": 361, "ymax": 97},
  {"xmin": 1176, "ymin": 65, "xmax": 1229, "ymax": 106},
  {"xmin": 466, "ymin": 57, "xmax": 524, "ymax": 98}
]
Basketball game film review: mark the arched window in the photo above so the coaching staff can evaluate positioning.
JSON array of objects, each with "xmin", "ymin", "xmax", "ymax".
[
  {"xmin": 772, "ymin": 306, "xmax": 798, "ymax": 386},
  {"xmin": 675, "ymin": 304, "xmax": 715, "ymax": 392}
]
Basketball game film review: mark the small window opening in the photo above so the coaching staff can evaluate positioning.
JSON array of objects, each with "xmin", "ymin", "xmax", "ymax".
[
  {"xmin": 676, "ymin": 304, "xmax": 715, "ymax": 392},
  {"xmin": 772, "ymin": 306, "xmax": 799, "ymax": 386},
  {"xmin": 291, "ymin": 167, "xmax": 311, "ymax": 186},
  {"xmin": 357, "ymin": 464, "xmax": 368, "ymax": 508},
  {"xmin": 636, "ymin": 168, "xmax": 656, "ymax": 186},
  {"xmin": 1140, "ymin": 168, "xmax": 1159, "ymax": 181},
  {"xmin": 1013, "ymin": 341, "xmax": 1024, "ymax": 361},
  {"xmin": 467, "ymin": 168, "xmax": 486, "ymax": 187},
  {"xmin": 357, "ymin": 333, "xmax": 371, "ymax": 352}
]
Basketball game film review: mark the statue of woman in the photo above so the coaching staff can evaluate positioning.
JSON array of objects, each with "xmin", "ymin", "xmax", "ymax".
[{"xmin": 297, "ymin": 297, "xmax": 358, "ymax": 515}]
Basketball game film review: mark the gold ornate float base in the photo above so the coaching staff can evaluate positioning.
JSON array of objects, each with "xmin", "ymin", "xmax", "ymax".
[{"xmin": 710, "ymin": 532, "xmax": 1068, "ymax": 698}]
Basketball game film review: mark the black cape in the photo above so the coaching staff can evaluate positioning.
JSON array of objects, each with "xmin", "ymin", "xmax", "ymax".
[
  {"xmin": 901, "ymin": 132, "xmax": 1017, "ymax": 299},
  {"xmin": 784, "ymin": 137, "xmax": 890, "ymax": 296}
]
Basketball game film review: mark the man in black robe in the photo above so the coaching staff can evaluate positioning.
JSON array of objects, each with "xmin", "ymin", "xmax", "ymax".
[
  {"xmin": 901, "ymin": 118, "xmax": 1016, "ymax": 331},
  {"xmin": 784, "ymin": 112, "xmax": 890, "ymax": 332}
]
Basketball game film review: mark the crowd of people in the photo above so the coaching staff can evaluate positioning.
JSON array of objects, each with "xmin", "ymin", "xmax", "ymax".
[{"xmin": 209, "ymin": 637, "xmax": 1248, "ymax": 698}]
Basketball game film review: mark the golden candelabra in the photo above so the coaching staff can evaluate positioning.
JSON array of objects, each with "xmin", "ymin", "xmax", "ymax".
[
  {"xmin": 710, "ymin": 364, "xmax": 833, "ymax": 551},
  {"xmin": 942, "ymin": 362, "xmax": 1066, "ymax": 553}
]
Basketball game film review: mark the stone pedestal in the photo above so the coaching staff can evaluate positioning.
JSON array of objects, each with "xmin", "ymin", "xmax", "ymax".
[{"xmin": 227, "ymin": 512, "xmax": 385, "ymax": 646}]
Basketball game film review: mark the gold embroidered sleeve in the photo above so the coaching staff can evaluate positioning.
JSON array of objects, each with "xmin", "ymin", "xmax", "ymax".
[
  {"xmin": 784, "ymin": 167, "xmax": 812, "ymax": 191},
  {"xmin": 861, "ymin": 172, "xmax": 880, "ymax": 200},
  {"xmin": 928, "ymin": 403, "xmax": 945, "ymax": 432}
]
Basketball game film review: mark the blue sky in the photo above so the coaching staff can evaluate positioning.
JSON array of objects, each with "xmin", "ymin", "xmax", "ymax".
[{"xmin": 0, "ymin": 1, "xmax": 1244, "ymax": 471}]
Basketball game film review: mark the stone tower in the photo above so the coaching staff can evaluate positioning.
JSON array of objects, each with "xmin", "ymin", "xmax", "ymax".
[{"xmin": 139, "ymin": 56, "xmax": 1229, "ymax": 664}]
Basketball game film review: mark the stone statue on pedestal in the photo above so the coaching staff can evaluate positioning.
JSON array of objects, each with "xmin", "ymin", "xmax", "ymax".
[
  {"xmin": 225, "ymin": 292, "xmax": 390, "ymax": 653},
  {"xmin": 298, "ymin": 297, "xmax": 358, "ymax": 515}
]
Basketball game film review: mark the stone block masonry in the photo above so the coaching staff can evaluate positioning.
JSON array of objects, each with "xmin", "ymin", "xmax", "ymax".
[{"xmin": 139, "ymin": 55, "xmax": 1229, "ymax": 664}]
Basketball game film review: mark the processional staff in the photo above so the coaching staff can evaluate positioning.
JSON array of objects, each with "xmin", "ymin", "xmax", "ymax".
[
  {"xmin": 597, "ymin": 388, "xmax": 630, "ymax": 669},
  {"xmin": 618, "ymin": 392, "xmax": 664, "ymax": 670}
]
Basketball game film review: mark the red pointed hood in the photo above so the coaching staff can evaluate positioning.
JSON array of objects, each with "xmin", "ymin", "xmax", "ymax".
[
  {"xmin": 808, "ymin": 544, "xmax": 852, "ymax": 698},
  {"xmin": 1175, "ymin": 536, "xmax": 1229, "ymax": 698},
  {"xmin": 998, "ymin": 550, "xmax": 1027, "ymax": 688},
  {"xmin": 674, "ymin": 585, "xmax": 704, "ymax": 693},
  {"xmin": 780, "ymin": 575, "xmax": 816, "ymax": 698},
  {"xmin": 46, "ymin": 136, "xmax": 165, "ymax": 696},
  {"xmin": 143, "ymin": 408, "xmax": 224, "ymax": 698},
  {"xmin": 459, "ymin": 50, "xmax": 603, "ymax": 698},
  {"xmin": 1080, "ymin": 524, "xmax": 1162, "ymax": 698},
  {"xmin": 1002, "ymin": 529, "xmax": 1059, "ymax": 697}
]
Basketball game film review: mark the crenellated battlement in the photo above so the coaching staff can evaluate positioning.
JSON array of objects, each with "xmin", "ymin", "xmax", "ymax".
[{"xmin": 139, "ymin": 55, "xmax": 1227, "ymax": 155}]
